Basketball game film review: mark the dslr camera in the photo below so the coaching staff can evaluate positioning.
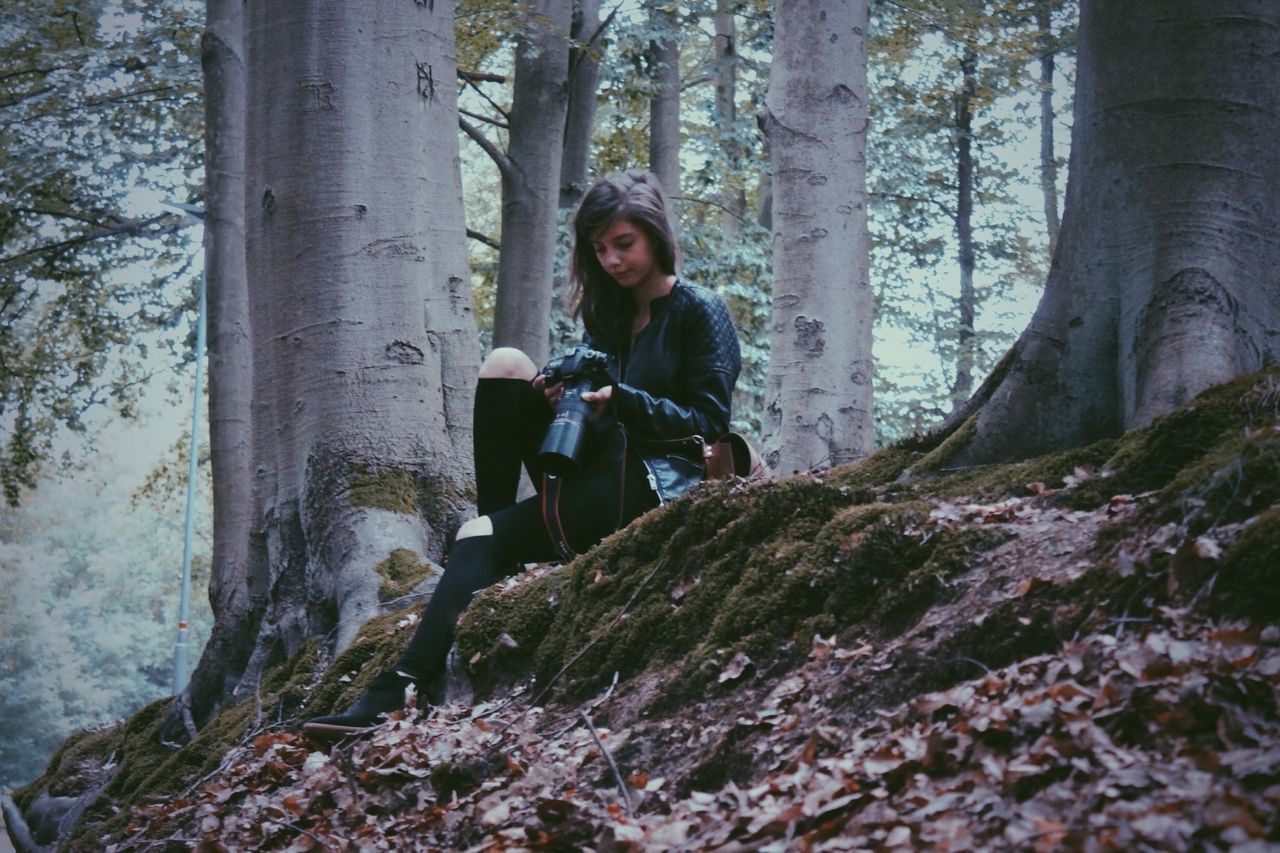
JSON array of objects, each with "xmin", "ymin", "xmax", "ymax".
[{"xmin": 539, "ymin": 345, "xmax": 613, "ymax": 473}]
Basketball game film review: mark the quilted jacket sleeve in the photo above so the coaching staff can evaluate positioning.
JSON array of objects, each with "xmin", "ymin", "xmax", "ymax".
[{"xmin": 612, "ymin": 288, "xmax": 741, "ymax": 441}]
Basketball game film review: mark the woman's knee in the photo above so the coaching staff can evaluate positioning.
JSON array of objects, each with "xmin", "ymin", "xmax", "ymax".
[
  {"xmin": 479, "ymin": 347, "xmax": 538, "ymax": 380},
  {"xmin": 457, "ymin": 515, "xmax": 493, "ymax": 540}
]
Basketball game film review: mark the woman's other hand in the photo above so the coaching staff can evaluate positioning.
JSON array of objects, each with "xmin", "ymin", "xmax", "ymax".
[
  {"xmin": 581, "ymin": 385, "xmax": 613, "ymax": 419},
  {"xmin": 532, "ymin": 373, "xmax": 563, "ymax": 408}
]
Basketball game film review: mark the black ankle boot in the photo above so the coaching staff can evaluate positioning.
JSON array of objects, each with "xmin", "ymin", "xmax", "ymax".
[{"xmin": 303, "ymin": 670, "xmax": 418, "ymax": 736}]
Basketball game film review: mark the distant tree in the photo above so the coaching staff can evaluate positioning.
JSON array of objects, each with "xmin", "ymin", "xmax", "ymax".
[
  {"xmin": 177, "ymin": 0, "xmax": 481, "ymax": 731},
  {"xmin": 868, "ymin": 0, "xmax": 1062, "ymax": 434},
  {"xmin": 464, "ymin": 0, "xmax": 573, "ymax": 366},
  {"xmin": 928, "ymin": 0, "xmax": 1280, "ymax": 467},
  {"xmin": 760, "ymin": 0, "xmax": 874, "ymax": 473},
  {"xmin": 560, "ymin": 0, "xmax": 607, "ymax": 210},
  {"xmin": 192, "ymin": 0, "xmax": 255, "ymax": 727},
  {"xmin": 0, "ymin": 1, "xmax": 203, "ymax": 505},
  {"xmin": 648, "ymin": 2, "xmax": 681, "ymax": 194}
]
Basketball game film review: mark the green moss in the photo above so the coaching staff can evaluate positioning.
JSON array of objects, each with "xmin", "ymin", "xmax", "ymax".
[
  {"xmin": 1079, "ymin": 369, "xmax": 1280, "ymax": 505},
  {"xmin": 457, "ymin": 570, "xmax": 571, "ymax": 694},
  {"xmin": 912, "ymin": 414, "xmax": 978, "ymax": 475},
  {"xmin": 348, "ymin": 464, "xmax": 418, "ymax": 514},
  {"xmin": 828, "ymin": 445, "xmax": 921, "ymax": 492},
  {"xmin": 455, "ymin": 479, "xmax": 1015, "ymax": 708},
  {"xmin": 1158, "ymin": 427, "xmax": 1280, "ymax": 531},
  {"xmin": 303, "ymin": 611, "xmax": 420, "ymax": 714},
  {"xmin": 1208, "ymin": 509, "xmax": 1280, "ymax": 621},
  {"xmin": 375, "ymin": 548, "xmax": 438, "ymax": 603}
]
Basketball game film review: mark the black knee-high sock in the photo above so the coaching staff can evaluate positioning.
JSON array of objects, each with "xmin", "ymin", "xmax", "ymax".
[
  {"xmin": 474, "ymin": 378, "xmax": 533, "ymax": 516},
  {"xmin": 395, "ymin": 534, "xmax": 501, "ymax": 681}
]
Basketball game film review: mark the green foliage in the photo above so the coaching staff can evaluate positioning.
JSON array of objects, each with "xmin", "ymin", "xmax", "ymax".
[
  {"xmin": 0, "ymin": 447, "xmax": 212, "ymax": 789},
  {"xmin": 868, "ymin": 0, "xmax": 1078, "ymax": 440},
  {"xmin": 0, "ymin": 0, "xmax": 204, "ymax": 505}
]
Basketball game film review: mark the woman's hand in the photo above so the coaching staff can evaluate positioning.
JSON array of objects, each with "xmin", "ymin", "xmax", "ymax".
[
  {"xmin": 581, "ymin": 385, "xmax": 613, "ymax": 419},
  {"xmin": 531, "ymin": 373, "xmax": 563, "ymax": 409}
]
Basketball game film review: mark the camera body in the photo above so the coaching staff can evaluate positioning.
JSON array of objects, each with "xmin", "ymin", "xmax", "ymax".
[{"xmin": 539, "ymin": 345, "xmax": 613, "ymax": 473}]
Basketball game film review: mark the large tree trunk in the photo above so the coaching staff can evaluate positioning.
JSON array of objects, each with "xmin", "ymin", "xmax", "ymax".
[
  {"xmin": 760, "ymin": 0, "xmax": 874, "ymax": 474},
  {"xmin": 184, "ymin": 0, "xmax": 259, "ymax": 720},
  {"xmin": 648, "ymin": 4, "xmax": 680, "ymax": 195},
  {"xmin": 491, "ymin": 0, "xmax": 572, "ymax": 367},
  {"xmin": 183, "ymin": 0, "xmax": 481, "ymax": 729},
  {"xmin": 951, "ymin": 48, "xmax": 977, "ymax": 409},
  {"xmin": 930, "ymin": 0, "xmax": 1280, "ymax": 469}
]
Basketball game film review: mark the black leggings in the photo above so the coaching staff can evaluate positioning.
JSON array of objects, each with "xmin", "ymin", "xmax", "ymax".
[{"xmin": 395, "ymin": 378, "xmax": 658, "ymax": 684}]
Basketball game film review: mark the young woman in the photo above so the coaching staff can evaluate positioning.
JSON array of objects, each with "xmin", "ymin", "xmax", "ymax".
[{"xmin": 305, "ymin": 171, "xmax": 741, "ymax": 735}]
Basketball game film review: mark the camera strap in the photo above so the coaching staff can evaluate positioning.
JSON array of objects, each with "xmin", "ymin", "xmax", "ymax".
[
  {"xmin": 540, "ymin": 426, "xmax": 632, "ymax": 562},
  {"xmin": 540, "ymin": 473, "xmax": 576, "ymax": 560}
]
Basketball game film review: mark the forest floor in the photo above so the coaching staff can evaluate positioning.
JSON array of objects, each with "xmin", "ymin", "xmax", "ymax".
[{"xmin": 11, "ymin": 368, "xmax": 1280, "ymax": 851}]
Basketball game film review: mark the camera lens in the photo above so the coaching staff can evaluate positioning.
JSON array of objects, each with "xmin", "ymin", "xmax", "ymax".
[{"xmin": 539, "ymin": 380, "xmax": 595, "ymax": 473}]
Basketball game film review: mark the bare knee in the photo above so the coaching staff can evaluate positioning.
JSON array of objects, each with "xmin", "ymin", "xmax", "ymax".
[
  {"xmin": 480, "ymin": 347, "xmax": 538, "ymax": 380},
  {"xmin": 457, "ymin": 516, "xmax": 493, "ymax": 540}
]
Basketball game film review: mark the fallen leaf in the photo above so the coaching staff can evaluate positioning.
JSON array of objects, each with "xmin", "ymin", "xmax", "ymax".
[{"xmin": 718, "ymin": 651, "xmax": 753, "ymax": 684}]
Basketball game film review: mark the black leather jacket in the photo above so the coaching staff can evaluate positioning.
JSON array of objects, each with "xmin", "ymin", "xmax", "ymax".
[{"xmin": 587, "ymin": 281, "xmax": 741, "ymax": 503}]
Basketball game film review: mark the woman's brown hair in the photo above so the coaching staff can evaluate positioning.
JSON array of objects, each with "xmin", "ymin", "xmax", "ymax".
[{"xmin": 570, "ymin": 171, "xmax": 679, "ymax": 350}]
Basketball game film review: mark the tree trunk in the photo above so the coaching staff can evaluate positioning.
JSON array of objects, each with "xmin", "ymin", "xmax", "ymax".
[
  {"xmin": 1037, "ymin": 0, "xmax": 1061, "ymax": 257},
  {"xmin": 491, "ymin": 0, "xmax": 573, "ymax": 367},
  {"xmin": 714, "ymin": 0, "xmax": 746, "ymax": 233},
  {"xmin": 648, "ymin": 4, "xmax": 680, "ymax": 195},
  {"xmin": 929, "ymin": 0, "xmax": 1280, "ymax": 469},
  {"xmin": 950, "ymin": 48, "xmax": 977, "ymax": 409},
  {"xmin": 760, "ymin": 0, "xmax": 874, "ymax": 474},
  {"xmin": 183, "ymin": 0, "xmax": 481, "ymax": 729},
  {"xmin": 560, "ymin": 0, "xmax": 604, "ymax": 211},
  {"xmin": 185, "ymin": 0, "xmax": 259, "ymax": 719}
]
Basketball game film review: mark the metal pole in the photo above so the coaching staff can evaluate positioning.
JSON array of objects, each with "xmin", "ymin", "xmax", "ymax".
[{"xmin": 173, "ymin": 265, "xmax": 206, "ymax": 694}]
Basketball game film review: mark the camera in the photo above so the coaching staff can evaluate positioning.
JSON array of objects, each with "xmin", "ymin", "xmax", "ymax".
[{"xmin": 539, "ymin": 345, "xmax": 613, "ymax": 473}]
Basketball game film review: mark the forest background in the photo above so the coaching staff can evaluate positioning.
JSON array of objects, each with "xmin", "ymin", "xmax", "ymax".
[{"xmin": 0, "ymin": 0, "xmax": 1074, "ymax": 787}]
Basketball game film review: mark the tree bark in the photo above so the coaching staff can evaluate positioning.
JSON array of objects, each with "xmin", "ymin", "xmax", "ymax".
[
  {"xmin": 491, "ymin": 0, "xmax": 573, "ymax": 367},
  {"xmin": 951, "ymin": 48, "xmax": 977, "ymax": 409},
  {"xmin": 1037, "ymin": 0, "xmax": 1061, "ymax": 257},
  {"xmin": 930, "ymin": 0, "xmax": 1280, "ymax": 469},
  {"xmin": 760, "ymin": 0, "xmax": 874, "ymax": 474},
  {"xmin": 560, "ymin": 0, "xmax": 604, "ymax": 211},
  {"xmin": 714, "ymin": 0, "xmax": 746, "ymax": 234},
  {"xmin": 184, "ymin": 0, "xmax": 259, "ymax": 720},
  {"xmin": 648, "ymin": 4, "xmax": 680, "ymax": 195},
  {"xmin": 183, "ymin": 0, "xmax": 481, "ymax": 729}
]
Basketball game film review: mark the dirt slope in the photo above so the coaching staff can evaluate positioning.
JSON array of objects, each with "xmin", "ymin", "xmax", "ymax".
[{"xmin": 11, "ymin": 369, "xmax": 1280, "ymax": 851}]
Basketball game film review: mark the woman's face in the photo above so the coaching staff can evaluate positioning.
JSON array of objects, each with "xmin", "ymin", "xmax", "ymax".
[{"xmin": 591, "ymin": 218, "xmax": 662, "ymax": 291}]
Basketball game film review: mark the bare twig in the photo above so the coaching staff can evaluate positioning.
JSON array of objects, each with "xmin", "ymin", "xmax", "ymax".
[{"xmin": 579, "ymin": 709, "xmax": 634, "ymax": 819}]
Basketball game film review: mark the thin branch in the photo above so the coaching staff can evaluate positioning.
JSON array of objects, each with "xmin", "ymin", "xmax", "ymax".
[
  {"xmin": 0, "ymin": 85, "xmax": 55, "ymax": 111},
  {"xmin": 459, "ymin": 116, "xmax": 513, "ymax": 181},
  {"xmin": 467, "ymin": 228, "xmax": 500, "ymax": 251},
  {"xmin": 84, "ymin": 84, "xmax": 178, "ymax": 109},
  {"xmin": 569, "ymin": 3, "xmax": 623, "ymax": 85},
  {"xmin": 670, "ymin": 194, "xmax": 755, "ymax": 228},
  {"xmin": 461, "ymin": 74, "xmax": 510, "ymax": 122},
  {"xmin": 458, "ymin": 69, "xmax": 506, "ymax": 84},
  {"xmin": 871, "ymin": 190, "xmax": 956, "ymax": 221},
  {"xmin": 459, "ymin": 107, "xmax": 508, "ymax": 129},
  {"xmin": 12, "ymin": 204, "xmax": 123, "ymax": 228},
  {"xmin": 0, "ymin": 215, "xmax": 186, "ymax": 268},
  {"xmin": 580, "ymin": 709, "xmax": 634, "ymax": 818}
]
